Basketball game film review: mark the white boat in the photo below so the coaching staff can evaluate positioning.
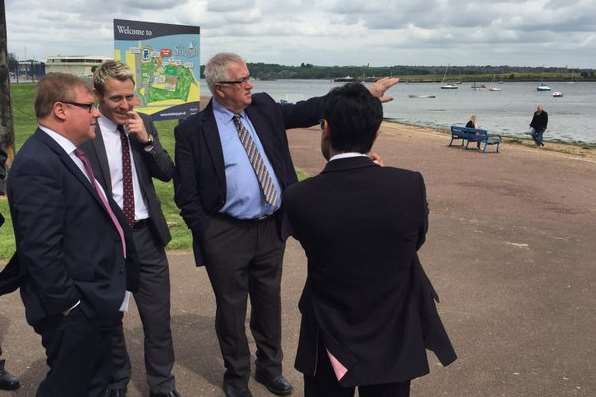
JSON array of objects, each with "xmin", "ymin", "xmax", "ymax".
[
  {"xmin": 488, "ymin": 87, "xmax": 502, "ymax": 91},
  {"xmin": 537, "ymin": 82, "xmax": 551, "ymax": 91},
  {"xmin": 408, "ymin": 94, "xmax": 436, "ymax": 98},
  {"xmin": 440, "ymin": 64, "xmax": 458, "ymax": 89},
  {"xmin": 552, "ymin": 91, "xmax": 563, "ymax": 97}
]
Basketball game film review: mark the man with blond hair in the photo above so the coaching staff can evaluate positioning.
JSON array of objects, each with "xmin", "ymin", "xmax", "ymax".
[
  {"xmin": 8, "ymin": 73, "xmax": 137, "ymax": 396},
  {"xmin": 80, "ymin": 61, "xmax": 179, "ymax": 397}
]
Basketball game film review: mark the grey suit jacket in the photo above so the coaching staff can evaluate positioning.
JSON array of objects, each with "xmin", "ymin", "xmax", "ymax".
[{"xmin": 80, "ymin": 113, "xmax": 174, "ymax": 247}]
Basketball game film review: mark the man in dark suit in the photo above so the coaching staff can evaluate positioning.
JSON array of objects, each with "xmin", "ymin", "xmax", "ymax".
[
  {"xmin": 174, "ymin": 52, "xmax": 397, "ymax": 397},
  {"xmin": 283, "ymin": 83, "xmax": 457, "ymax": 397},
  {"xmin": 79, "ymin": 61, "xmax": 179, "ymax": 397},
  {"xmin": 8, "ymin": 73, "xmax": 136, "ymax": 397}
]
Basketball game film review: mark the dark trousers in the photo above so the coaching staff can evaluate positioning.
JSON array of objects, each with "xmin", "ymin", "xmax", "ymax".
[
  {"xmin": 202, "ymin": 214, "xmax": 285, "ymax": 388},
  {"xmin": 33, "ymin": 307, "xmax": 113, "ymax": 397},
  {"xmin": 531, "ymin": 128, "xmax": 545, "ymax": 146},
  {"xmin": 304, "ymin": 344, "xmax": 410, "ymax": 397},
  {"xmin": 109, "ymin": 224, "xmax": 176, "ymax": 393}
]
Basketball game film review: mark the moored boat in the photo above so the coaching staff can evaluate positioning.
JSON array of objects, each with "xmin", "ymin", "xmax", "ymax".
[{"xmin": 537, "ymin": 82, "xmax": 551, "ymax": 91}]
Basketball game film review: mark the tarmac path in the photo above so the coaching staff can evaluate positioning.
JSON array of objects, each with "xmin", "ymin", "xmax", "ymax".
[{"xmin": 1, "ymin": 123, "xmax": 595, "ymax": 396}]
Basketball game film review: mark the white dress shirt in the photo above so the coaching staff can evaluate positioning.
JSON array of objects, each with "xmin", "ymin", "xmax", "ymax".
[{"xmin": 97, "ymin": 115, "xmax": 150, "ymax": 221}]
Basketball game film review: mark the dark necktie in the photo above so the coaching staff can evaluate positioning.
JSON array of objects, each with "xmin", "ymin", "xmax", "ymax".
[
  {"xmin": 232, "ymin": 114, "xmax": 278, "ymax": 206},
  {"xmin": 118, "ymin": 125, "xmax": 135, "ymax": 226},
  {"xmin": 74, "ymin": 148, "xmax": 126, "ymax": 257}
]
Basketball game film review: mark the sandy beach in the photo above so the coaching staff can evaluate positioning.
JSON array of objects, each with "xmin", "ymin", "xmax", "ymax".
[{"xmin": 1, "ymin": 120, "xmax": 595, "ymax": 396}]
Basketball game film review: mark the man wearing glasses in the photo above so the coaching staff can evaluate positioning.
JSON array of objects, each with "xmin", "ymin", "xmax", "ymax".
[
  {"xmin": 174, "ymin": 52, "xmax": 397, "ymax": 397},
  {"xmin": 80, "ymin": 61, "xmax": 179, "ymax": 397},
  {"xmin": 8, "ymin": 72, "xmax": 137, "ymax": 396}
]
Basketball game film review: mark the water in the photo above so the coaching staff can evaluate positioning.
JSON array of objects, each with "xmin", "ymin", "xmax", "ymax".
[{"xmin": 199, "ymin": 80, "xmax": 596, "ymax": 145}]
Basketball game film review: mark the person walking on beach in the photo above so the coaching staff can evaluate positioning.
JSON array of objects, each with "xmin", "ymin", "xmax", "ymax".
[
  {"xmin": 283, "ymin": 82, "xmax": 457, "ymax": 397},
  {"xmin": 173, "ymin": 52, "xmax": 398, "ymax": 397},
  {"xmin": 530, "ymin": 105, "xmax": 548, "ymax": 147}
]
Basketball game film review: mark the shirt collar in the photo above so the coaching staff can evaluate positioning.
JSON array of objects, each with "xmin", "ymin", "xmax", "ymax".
[
  {"xmin": 38, "ymin": 125, "xmax": 78, "ymax": 155},
  {"xmin": 329, "ymin": 152, "xmax": 368, "ymax": 162},
  {"xmin": 98, "ymin": 114, "xmax": 121, "ymax": 134},
  {"xmin": 213, "ymin": 97, "xmax": 246, "ymax": 125}
]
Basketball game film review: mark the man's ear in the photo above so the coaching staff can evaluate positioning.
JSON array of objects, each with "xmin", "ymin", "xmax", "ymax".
[{"xmin": 52, "ymin": 102, "xmax": 68, "ymax": 121}]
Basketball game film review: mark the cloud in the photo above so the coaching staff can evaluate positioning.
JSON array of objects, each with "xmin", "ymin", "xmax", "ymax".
[{"xmin": 5, "ymin": 0, "xmax": 596, "ymax": 67}]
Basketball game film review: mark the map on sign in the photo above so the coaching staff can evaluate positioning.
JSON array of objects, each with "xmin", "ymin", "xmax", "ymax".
[{"xmin": 114, "ymin": 19, "xmax": 200, "ymax": 121}]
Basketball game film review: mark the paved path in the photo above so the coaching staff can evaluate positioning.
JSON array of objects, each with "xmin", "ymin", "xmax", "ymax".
[{"xmin": 1, "ymin": 124, "xmax": 595, "ymax": 396}]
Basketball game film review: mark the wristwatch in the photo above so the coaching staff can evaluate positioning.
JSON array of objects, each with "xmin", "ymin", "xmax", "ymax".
[{"xmin": 142, "ymin": 135, "xmax": 154, "ymax": 147}]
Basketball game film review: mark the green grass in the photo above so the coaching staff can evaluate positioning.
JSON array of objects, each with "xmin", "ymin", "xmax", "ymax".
[{"xmin": 2, "ymin": 84, "xmax": 310, "ymax": 259}]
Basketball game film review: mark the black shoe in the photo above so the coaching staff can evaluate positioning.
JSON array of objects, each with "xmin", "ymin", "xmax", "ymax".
[
  {"xmin": 104, "ymin": 387, "xmax": 127, "ymax": 397},
  {"xmin": 254, "ymin": 373, "xmax": 293, "ymax": 396},
  {"xmin": 149, "ymin": 390, "xmax": 182, "ymax": 397},
  {"xmin": 223, "ymin": 383, "xmax": 254, "ymax": 397},
  {"xmin": 0, "ymin": 367, "xmax": 20, "ymax": 391}
]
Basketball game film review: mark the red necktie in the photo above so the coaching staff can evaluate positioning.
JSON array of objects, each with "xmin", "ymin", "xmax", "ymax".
[
  {"xmin": 74, "ymin": 148, "xmax": 126, "ymax": 257},
  {"xmin": 118, "ymin": 125, "xmax": 135, "ymax": 226}
]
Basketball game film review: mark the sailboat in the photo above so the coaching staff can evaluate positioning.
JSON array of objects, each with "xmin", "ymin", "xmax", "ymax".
[
  {"xmin": 440, "ymin": 64, "xmax": 458, "ymax": 89},
  {"xmin": 487, "ymin": 74, "xmax": 502, "ymax": 91}
]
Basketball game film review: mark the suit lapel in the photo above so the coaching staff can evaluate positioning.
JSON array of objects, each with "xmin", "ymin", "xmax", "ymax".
[
  {"xmin": 91, "ymin": 124, "xmax": 113, "ymax": 196},
  {"xmin": 245, "ymin": 105, "xmax": 282, "ymax": 177},
  {"xmin": 35, "ymin": 130, "xmax": 105, "ymax": 209},
  {"xmin": 202, "ymin": 100, "xmax": 226, "ymax": 185}
]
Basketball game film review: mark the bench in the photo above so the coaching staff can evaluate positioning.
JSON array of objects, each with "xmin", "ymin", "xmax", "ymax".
[{"xmin": 449, "ymin": 126, "xmax": 502, "ymax": 153}]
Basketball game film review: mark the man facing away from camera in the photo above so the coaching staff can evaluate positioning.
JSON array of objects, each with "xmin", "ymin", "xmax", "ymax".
[{"xmin": 283, "ymin": 82, "xmax": 457, "ymax": 397}]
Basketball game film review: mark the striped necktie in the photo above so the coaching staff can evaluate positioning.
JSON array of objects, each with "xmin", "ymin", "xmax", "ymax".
[{"xmin": 232, "ymin": 114, "xmax": 278, "ymax": 206}]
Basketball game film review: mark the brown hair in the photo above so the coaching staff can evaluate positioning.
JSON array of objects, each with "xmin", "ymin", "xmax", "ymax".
[
  {"xmin": 34, "ymin": 73, "xmax": 91, "ymax": 119},
  {"xmin": 93, "ymin": 60, "xmax": 135, "ymax": 95}
]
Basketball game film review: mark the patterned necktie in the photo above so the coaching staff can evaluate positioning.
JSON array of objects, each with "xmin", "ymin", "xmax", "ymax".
[
  {"xmin": 74, "ymin": 148, "xmax": 126, "ymax": 257},
  {"xmin": 232, "ymin": 114, "xmax": 278, "ymax": 206},
  {"xmin": 118, "ymin": 125, "xmax": 135, "ymax": 226}
]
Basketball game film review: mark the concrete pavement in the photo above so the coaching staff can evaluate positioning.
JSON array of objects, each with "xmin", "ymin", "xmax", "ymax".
[{"xmin": 1, "ymin": 123, "xmax": 595, "ymax": 396}]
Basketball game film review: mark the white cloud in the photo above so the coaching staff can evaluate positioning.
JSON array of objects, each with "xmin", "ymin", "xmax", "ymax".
[{"xmin": 5, "ymin": 0, "xmax": 596, "ymax": 67}]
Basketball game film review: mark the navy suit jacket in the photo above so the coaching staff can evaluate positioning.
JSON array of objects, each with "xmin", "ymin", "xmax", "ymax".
[
  {"xmin": 7, "ymin": 129, "xmax": 138, "ymax": 326},
  {"xmin": 284, "ymin": 156, "xmax": 457, "ymax": 386},
  {"xmin": 174, "ymin": 93, "xmax": 324, "ymax": 265}
]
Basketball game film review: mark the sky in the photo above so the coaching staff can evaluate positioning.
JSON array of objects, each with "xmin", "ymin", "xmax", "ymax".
[{"xmin": 4, "ymin": 0, "xmax": 596, "ymax": 68}]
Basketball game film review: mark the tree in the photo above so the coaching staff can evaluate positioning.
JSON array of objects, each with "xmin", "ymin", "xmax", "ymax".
[{"xmin": 0, "ymin": 0, "xmax": 16, "ymax": 193}]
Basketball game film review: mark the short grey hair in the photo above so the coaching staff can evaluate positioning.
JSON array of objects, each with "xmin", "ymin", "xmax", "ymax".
[
  {"xmin": 205, "ymin": 52, "xmax": 245, "ymax": 93},
  {"xmin": 93, "ymin": 60, "xmax": 135, "ymax": 95}
]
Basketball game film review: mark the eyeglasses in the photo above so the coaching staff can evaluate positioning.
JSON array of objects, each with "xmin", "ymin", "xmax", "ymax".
[
  {"xmin": 62, "ymin": 101, "xmax": 96, "ymax": 113},
  {"xmin": 216, "ymin": 76, "xmax": 251, "ymax": 85}
]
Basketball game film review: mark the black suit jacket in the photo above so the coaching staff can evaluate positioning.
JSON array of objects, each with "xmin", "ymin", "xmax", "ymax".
[
  {"xmin": 7, "ymin": 129, "xmax": 138, "ymax": 326},
  {"xmin": 174, "ymin": 93, "xmax": 324, "ymax": 265},
  {"xmin": 79, "ymin": 113, "xmax": 174, "ymax": 247},
  {"xmin": 283, "ymin": 156, "xmax": 457, "ymax": 386}
]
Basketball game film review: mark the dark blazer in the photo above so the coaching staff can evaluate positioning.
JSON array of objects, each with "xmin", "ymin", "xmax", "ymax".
[
  {"xmin": 174, "ymin": 93, "xmax": 324, "ymax": 265},
  {"xmin": 283, "ymin": 156, "xmax": 457, "ymax": 386},
  {"xmin": 7, "ymin": 129, "xmax": 138, "ymax": 326},
  {"xmin": 530, "ymin": 111, "xmax": 548, "ymax": 132},
  {"xmin": 79, "ymin": 113, "xmax": 174, "ymax": 247}
]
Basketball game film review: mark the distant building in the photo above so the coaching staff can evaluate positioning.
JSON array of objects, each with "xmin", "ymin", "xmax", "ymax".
[{"xmin": 45, "ymin": 56, "xmax": 112, "ymax": 78}]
